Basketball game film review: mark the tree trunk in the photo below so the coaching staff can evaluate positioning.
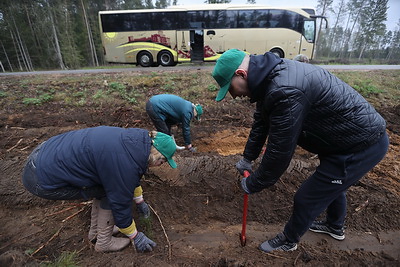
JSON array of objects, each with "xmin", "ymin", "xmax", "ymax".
[
  {"xmin": 81, "ymin": 0, "xmax": 99, "ymax": 66},
  {"xmin": 358, "ymin": 44, "xmax": 366, "ymax": 59},
  {"xmin": 314, "ymin": 0, "xmax": 333, "ymax": 59},
  {"xmin": 338, "ymin": 13, "xmax": 352, "ymax": 58},
  {"xmin": 11, "ymin": 8, "xmax": 33, "ymax": 71},
  {"xmin": 50, "ymin": 13, "xmax": 67, "ymax": 70},
  {"xmin": 24, "ymin": 4, "xmax": 41, "ymax": 54},
  {"xmin": 9, "ymin": 29, "xmax": 23, "ymax": 71},
  {"xmin": 1, "ymin": 40, "xmax": 14, "ymax": 72},
  {"xmin": 328, "ymin": 0, "xmax": 346, "ymax": 57}
]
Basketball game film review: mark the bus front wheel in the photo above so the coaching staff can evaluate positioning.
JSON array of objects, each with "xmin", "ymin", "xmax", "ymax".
[
  {"xmin": 158, "ymin": 51, "xmax": 176, "ymax": 67},
  {"xmin": 137, "ymin": 51, "xmax": 154, "ymax": 67},
  {"xmin": 269, "ymin": 48, "xmax": 284, "ymax": 58}
]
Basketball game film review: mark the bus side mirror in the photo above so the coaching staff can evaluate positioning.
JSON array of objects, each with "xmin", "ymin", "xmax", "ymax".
[{"xmin": 310, "ymin": 15, "xmax": 328, "ymax": 29}]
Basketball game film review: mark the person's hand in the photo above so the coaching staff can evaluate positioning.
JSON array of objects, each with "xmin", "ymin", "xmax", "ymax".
[
  {"xmin": 239, "ymin": 177, "xmax": 252, "ymax": 194},
  {"xmin": 132, "ymin": 232, "xmax": 156, "ymax": 252},
  {"xmin": 137, "ymin": 201, "xmax": 150, "ymax": 218},
  {"xmin": 187, "ymin": 144, "xmax": 196, "ymax": 152},
  {"xmin": 236, "ymin": 158, "xmax": 252, "ymax": 175}
]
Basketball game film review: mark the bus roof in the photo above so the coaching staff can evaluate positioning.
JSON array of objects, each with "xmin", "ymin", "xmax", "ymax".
[{"xmin": 99, "ymin": 4, "xmax": 316, "ymax": 16}]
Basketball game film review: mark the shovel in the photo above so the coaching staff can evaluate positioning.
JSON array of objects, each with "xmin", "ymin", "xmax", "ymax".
[{"xmin": 240, "ymin": 170, "xmax": 250, "ymax": 246}]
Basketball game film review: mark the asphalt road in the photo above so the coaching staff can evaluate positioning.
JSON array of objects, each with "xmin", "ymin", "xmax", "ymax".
[{"xmin": 1, "ymin": 64, "xmax": 400, "ymax": 76}]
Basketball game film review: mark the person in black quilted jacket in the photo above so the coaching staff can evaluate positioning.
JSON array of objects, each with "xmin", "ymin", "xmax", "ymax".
[{"xmin": 212, "ymin": 49, "xmax": 389, "ymax": 253}]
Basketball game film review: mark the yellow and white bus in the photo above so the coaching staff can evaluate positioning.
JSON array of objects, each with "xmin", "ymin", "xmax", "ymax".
[{"xmin": 99, "ymin": 4, "xmax": 324, "ymax": 67}]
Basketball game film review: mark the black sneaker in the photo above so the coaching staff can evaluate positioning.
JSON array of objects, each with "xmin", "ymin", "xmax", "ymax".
[
  {"xmin": 309, "ymin": 221, "xmax": 345, "ymax": 240},
  {"xmin": 259, "ymin": 233, "xmax": 298, "ymax": 253}
]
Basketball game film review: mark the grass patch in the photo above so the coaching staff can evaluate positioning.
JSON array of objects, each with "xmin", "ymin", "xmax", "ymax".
[
  {"xmin": 39, "ymin": 251, "xmax": 79, "ymax": 267},
  {"xmin": 332, "ymin": 70, "xmax": 400, "ymax": 107},
  {"xmin": 207, "ymin": 84, "xmax": 218, "ymax": 92},
  {"xmin": 81, "ymin": 64, "xmax": 136, "ymax": 70},
  {"xmin": 138, "ymin": 216, "xmax": 154, "ymax": 239},
  {"xmin": 107, "ymin": 82, "xmax": 139, "ymax": 104},
  {"xmin": 352, "ymin": 80, "xmax": 382, "ymax": 97},
  {"xmin": 23, "ymin": 92, "xmax": 54, "ymax": 105},
  {"xmin": 2, "ymin": 69, "xmax": 399, "ymax": 113}
]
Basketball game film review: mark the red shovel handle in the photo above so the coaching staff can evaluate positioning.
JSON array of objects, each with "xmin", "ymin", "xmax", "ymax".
[{"xmin": 240, "ymin": 170, "xmax": 250, "ymax": 246}]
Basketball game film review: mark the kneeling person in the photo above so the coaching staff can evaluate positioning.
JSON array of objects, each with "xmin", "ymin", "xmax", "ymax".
[{"xmin": 22, "ymin": 126, "xmax": 177, "ymax": 253}]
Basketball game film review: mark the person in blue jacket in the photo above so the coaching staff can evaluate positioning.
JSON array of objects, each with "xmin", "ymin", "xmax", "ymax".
[
  {"xmin": 146, "ymin": 94, "xmax": 203, "ymax": 152},
  {"xmin": 212, "ymin": 49, "xmax": 389, "ymax": 253},
  {"xmin": 22, "ymin": 126, "xmax": 177, "ymax": 253}
]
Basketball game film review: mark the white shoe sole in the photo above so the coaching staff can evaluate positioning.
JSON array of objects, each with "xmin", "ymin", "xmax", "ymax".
[{"xmin": 310, "ymin": 228, "xmax": 345, "ymax": 240}]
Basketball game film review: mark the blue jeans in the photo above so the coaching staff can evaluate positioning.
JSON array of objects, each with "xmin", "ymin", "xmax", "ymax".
[
  {"xmin": 283, "ymin": 132, "xmax": 389, "ymax": 243},
  {"xmin": 22, "ymin": 142, "xmax": 111, "ymax": 209}
]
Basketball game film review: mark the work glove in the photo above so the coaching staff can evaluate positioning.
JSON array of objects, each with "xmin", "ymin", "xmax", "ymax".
[
  {"xmin": 188, "ymin": 146, "xmax": 197, "ymax": 153},
  {"xmin": 240, "ymin": 177, "xmax": 252, "ymax": 194},
  {"xmin": 132, "ymin": 232, "xmax": 156, "ymax": 252},
  {"xmin": 236, "ymin": 158, "xmax": 252, "ymax": 175},
  {"xmin": 137, "ymin": 201, "xmax": 151, "ymax": 218}
]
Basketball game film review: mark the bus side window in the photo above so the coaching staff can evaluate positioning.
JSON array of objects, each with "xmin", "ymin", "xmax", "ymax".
[
  {"xmin": 268, "ymin": 10, "xmax": 281, "ymax": 28},
  {"xmin": 238, "ymin": 10, "xmax": 250, "ymax": 28}
]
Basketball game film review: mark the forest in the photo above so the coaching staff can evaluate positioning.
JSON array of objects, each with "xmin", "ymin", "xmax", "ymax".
[{"xmin": 0, "ymin": 0, "xmax": 399, "ymax": 72}]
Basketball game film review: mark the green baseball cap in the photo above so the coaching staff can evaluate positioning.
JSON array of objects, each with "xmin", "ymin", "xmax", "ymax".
[
  {"xmin": 194, "ymin": 104, "xmax": 203, "ymax": 120},
  {"xmin": 152, "ymin": 132, "xmax": 177, "ymax": 168},
  {"xmin": 212, "ymin": 49, "xmax": 246, "ymax": 102}
]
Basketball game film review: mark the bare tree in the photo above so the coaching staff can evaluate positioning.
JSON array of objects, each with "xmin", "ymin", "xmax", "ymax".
[
  {"xmin": 8, "ymin": 28, "xmax": 23, "ymax": 71},
  {"xmin": 315, "ymin": 0, "xmax": 334, "ymax": 58},
  {"xmin": 10, "ymin": 6, "xmax": 33, "ymax": 71},
  {"xmin": 327, "ymin": 0, "xmax": 347, "ymax": 57},
  {"xmin": 46, "ymin": 0, "xmax": 66, "ymax": 70},
  {"xmin": 0, "ymin": 40, "xmax": 13, "ymax": 71},
  {"xmin": 81, "ymin": 0, "xmax": 99, "ymax": 66},
  {"xmin": 339, "ymin": 0, "xmax": 365, "ymax": 58},
  {"xmin": 386, "ymin": 19, "xmax": 400, "ymax": 60}
]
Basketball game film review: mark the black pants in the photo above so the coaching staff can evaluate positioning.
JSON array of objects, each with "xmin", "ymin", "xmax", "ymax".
[
  {"xmin": 283, "ymin": 132, "xmax": 389, "ymax": 243},
  {"xmin": 146, "ymin": 100, "xmax": 174, "ymax": 135}
]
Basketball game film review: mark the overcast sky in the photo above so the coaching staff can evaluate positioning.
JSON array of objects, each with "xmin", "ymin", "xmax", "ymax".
[{"xmin": 173, "ymin": 0, "xmax": 400, "ymax": 32}]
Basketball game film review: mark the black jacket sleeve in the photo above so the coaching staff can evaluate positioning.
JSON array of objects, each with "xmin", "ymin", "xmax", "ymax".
[
  {"xmin": 245, "ymin": 87, "xmax": 309, "ymax": 193},
  {"xmin": 243, "ymin": 101, "xmax": 269, "ymax": 161}
]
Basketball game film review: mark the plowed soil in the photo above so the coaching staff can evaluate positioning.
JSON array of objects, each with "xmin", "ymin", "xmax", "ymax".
[{"xmin": 0, "ymin": 70, "xmax": 399, "ymax": 266}]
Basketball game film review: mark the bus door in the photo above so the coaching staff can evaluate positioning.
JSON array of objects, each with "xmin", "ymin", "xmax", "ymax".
[
  {"xmin": 190, "ymin": 30, "xmax": 204, "ymax": 62},
  {"xmin": 300, "ymin": 20, "xmax": 316, "ymax": 59}
]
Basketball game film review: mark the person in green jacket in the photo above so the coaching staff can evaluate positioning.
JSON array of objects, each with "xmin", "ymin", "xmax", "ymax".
[{"xmin": 146, "ymin": 94, "xmax": 203, "ymax": 152}]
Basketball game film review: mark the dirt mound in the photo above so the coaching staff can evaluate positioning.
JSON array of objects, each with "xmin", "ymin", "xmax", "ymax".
[
  {"xmin": 0, "ymin": 72, "xmax": 399, "ymax": 266},
  {"xmin": 2, "ymin": 127, "xmax": 399, "ymax": 266}
]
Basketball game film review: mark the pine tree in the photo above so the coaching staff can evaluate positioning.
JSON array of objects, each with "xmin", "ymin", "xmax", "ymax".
[{"xmin": 356, "ymin": 0, "xmax": 388, "ymax": 59}]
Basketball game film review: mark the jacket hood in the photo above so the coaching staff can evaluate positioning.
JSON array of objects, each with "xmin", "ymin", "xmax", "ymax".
[{"xmin": 248, "ymin": 52, "xmax": 282, "ymax": 103}]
